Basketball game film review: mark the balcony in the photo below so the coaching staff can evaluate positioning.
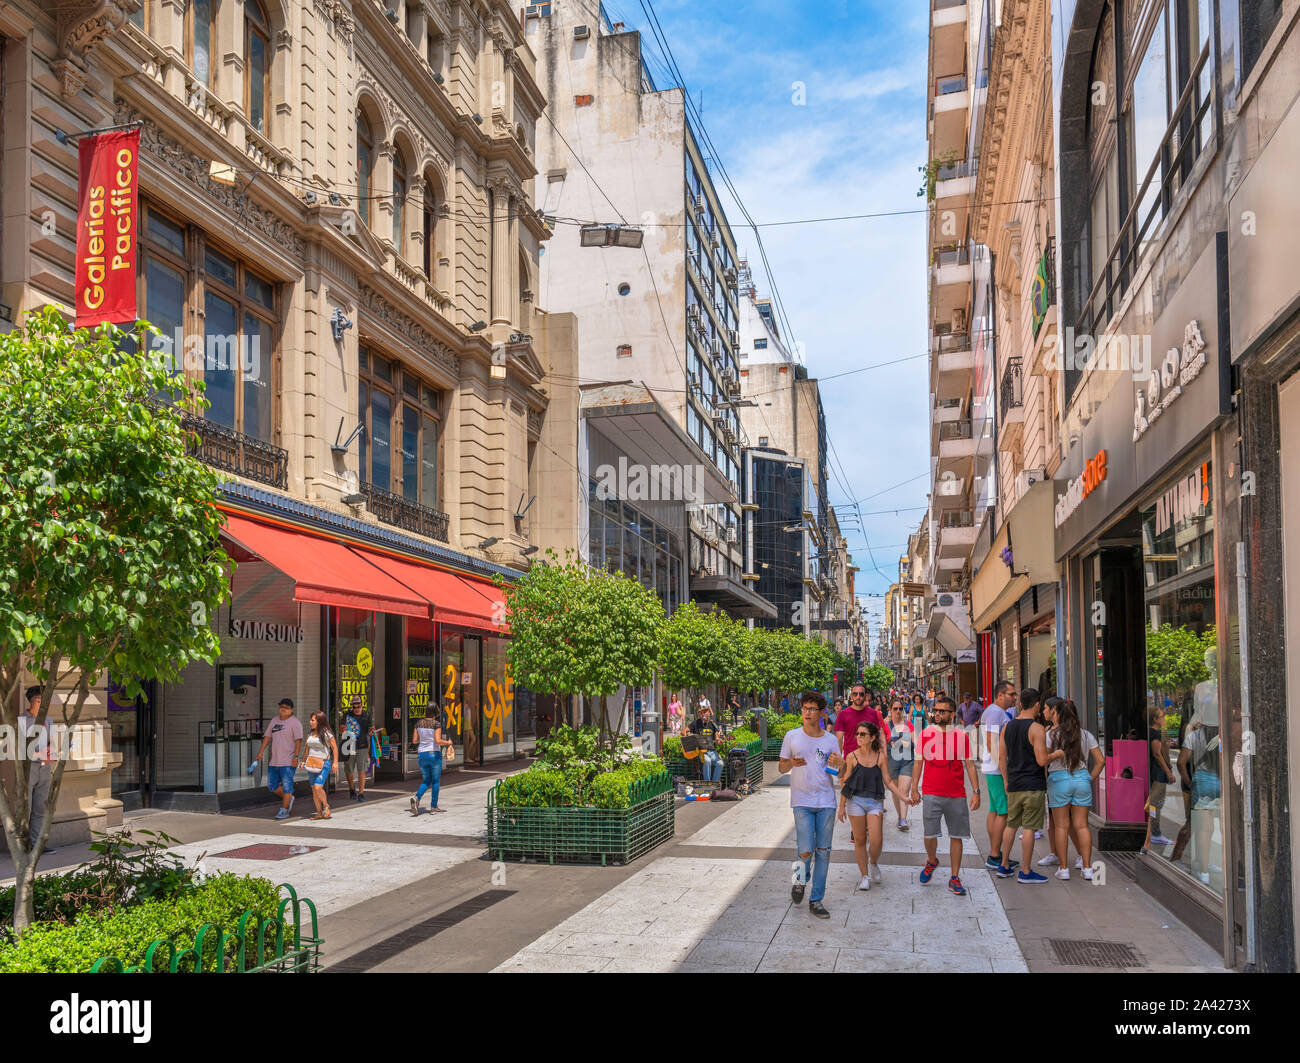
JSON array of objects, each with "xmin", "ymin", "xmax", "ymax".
[
  {"xmin": 933, "ymin": 158, "xmax": 973, "ymax": 234},
  {"xmin": 180, "ymin": 412, "xmax": 288, "ymax": 490},
  {"xmin": 936, "ymin": 419, "xmax": 976, "ymax": 477},
  {"xmin": 932, "ymin": 0, "xmax": 967, "ymax": 77},
  {"xmin": 932, "ymin": 330, "xmax": 975, "ymax": 401},
  {"xmin": 937, "ymin": 508, "xmax": 977, "ymax": 559},
  {"xmin": 930, "ymin": 74, "xmax": 969, "ymax": 157},
  {"xmin": 999, "ymin": 356, "xmax": 1025, "ymax": 446},
  {"xmin": 931, "ymin": 245, "xmax": 973, "ymax": 326},
  {"xmin": 361, "ymin": 481, "xmax": 450, "ymax": 543},
  {"xmin": 930, "ymin": 396, "xmax": 963, "ymax": 448}
]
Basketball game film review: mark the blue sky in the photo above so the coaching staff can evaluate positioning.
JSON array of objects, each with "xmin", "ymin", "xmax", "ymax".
[{"xmin": 603, "ymin": 0, "xmax": 932, "ymax": 646}]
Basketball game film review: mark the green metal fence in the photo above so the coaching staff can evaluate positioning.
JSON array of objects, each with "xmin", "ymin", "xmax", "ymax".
[
  {"xmin": 89, "ymin": 884, "xmax": 322, "ymax": 973},
  {"xmin": 487, "ymin": 771, "xmax": 676, "ymax": 866}
]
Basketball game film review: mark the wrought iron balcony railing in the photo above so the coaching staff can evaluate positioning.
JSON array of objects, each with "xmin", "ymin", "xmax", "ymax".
[
  {"xmin": 180, "ymin": 412, "xmax": 288, "ymax": 490},
  {"xmin": 361, "ymin": 481, "xmax": 450, "ymax": 543},
  {"xmin": 1000, "ymin": 356, "xmax": 1024, "ymax": 415}
]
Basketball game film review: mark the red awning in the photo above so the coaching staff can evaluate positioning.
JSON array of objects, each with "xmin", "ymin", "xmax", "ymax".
[
  {"xmin": 220, "ymin": 513, "xmax": 430, "ymax": 619},
  {"xmin": 356, "ymin": 549, "xmax": 508, "ymax": 633}
]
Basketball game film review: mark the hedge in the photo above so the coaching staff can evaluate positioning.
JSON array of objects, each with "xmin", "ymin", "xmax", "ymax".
[
  {"xmin": 496, "ymin": 758, "xmax": 667, "ymax": 809},
  {"xmin": 0, "ymin": 874, "xmax": 283, "ymax": 974}
]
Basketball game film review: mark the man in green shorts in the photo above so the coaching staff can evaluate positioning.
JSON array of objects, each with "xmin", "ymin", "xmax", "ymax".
[{"xmin": 981, "ymin": 681, "xmax": 1018, "ymax": 872}]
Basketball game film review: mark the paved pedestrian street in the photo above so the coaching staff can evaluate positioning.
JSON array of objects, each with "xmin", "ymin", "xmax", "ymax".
[{"xmin": 6, "ymin": 769, "xmax": 1223, "ymax": 974}]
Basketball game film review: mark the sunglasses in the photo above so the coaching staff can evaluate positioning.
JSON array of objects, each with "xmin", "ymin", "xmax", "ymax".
[{"xmin": 855, "ymin": 730, "xmax": 870, "ymax": 737}]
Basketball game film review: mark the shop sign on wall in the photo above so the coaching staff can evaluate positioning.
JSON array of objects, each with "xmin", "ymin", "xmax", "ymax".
[
  {"xmin": 1054, "ymin": 449, "xmax": 1108, "ymax": 528},
  {"xmin": 229, "ymin": 618, "xmax": 304, "ymax": 643},
  {"xmin": 1133, "ymin": 320, "xmax": 1208, "ymax": 441}
]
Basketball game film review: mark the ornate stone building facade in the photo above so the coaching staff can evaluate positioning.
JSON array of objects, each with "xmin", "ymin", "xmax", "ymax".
[{"xmin": 1, "ymin": 0, "xmax": 573, "ymax": 824}]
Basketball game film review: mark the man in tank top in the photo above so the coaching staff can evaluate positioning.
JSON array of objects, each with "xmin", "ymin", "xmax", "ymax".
[{"xmin": 997, "ymin": 688, "xmax": 1051, "ymax": 883}]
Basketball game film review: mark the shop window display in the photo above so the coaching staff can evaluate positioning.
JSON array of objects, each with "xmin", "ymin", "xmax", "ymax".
[{"xmin": 1139, "ymin": 459, "xmax": 1221, "ymax": 893}]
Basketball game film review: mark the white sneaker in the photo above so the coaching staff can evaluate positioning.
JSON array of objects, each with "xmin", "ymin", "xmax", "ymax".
[
  {"xmin": 1054, "ymin": 869, "xmax": 1070, "ymax": 881},
  {"xmin": 870, "ymin": 864, "xmax": 882, "ymax": 885},
  {"xmin": 858, "ymin": 874, "xmax": 871, "ymax": 891},
  {"xmin": 899, "ymin": 818, "xmax": 909, "ymax": 831},
  {"xmin": 1038, "ymin": 853, "xmax": 1060, "ymax": 867},
  {"xmin": 1082, "ymin": 867, "xmax": 1094, "ymax": 881},
  {"xmin": 1034, "ymin": 830, "xmax": 1043, "ymax": 840},
  {"xmin": 1074, "ymin": 856, "xmax": 1084, "ymax": 870}
]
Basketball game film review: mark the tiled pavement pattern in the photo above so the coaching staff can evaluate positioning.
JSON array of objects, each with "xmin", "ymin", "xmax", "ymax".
[{"xmin": 495, "ymin": 781, "xmax": 1029, "ymax": 972}]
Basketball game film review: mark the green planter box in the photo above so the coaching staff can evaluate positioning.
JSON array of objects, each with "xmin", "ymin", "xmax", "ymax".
[
  {"xmin": 487, "ymin": 772, "xmax": 676, "ymax": 866},
  {"xmin": 664, "ymin": 738, "xmax": 763, "ymax": 788},
  {"xmin": 763, "ymin": 735, "xmax": 785, "ymax": 759}
]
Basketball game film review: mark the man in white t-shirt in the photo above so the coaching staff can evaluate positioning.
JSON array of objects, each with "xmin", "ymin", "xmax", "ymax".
[
  {"xmin": 981, "ymin": 681, "xmax": 1019, "ymax": 872},
  {"xmin": 778, "ymin": 692, "xmax": 844, "ymax": 919}
]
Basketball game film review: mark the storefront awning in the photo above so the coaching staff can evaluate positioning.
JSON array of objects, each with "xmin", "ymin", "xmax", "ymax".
[
  {"xmin": 220, "ymin": 513, "xmax": 429, "ymax": 619},
  {"xmin": 971, "ymin": 480, "xmax": 1059, "ymax": 631},
  {"xmin": 928, "ymin": 612, "xmax": 975, "ymax": 660},
  {"xmin": 357, "ymin": 549, "xmax": 509, "ymax": 634}
]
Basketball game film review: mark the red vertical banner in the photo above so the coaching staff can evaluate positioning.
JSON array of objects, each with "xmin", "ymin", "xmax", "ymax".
[{"xmin": 75, "ymin": 128, "xmax": 140, "ymax": 328}]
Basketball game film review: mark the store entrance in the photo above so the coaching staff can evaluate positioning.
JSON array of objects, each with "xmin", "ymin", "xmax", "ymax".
[{"xmin": 108, "ymin": 678, "xmax": 157, "ymax": 806}]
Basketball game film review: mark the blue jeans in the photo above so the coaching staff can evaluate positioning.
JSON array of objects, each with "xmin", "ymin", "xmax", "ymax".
[
  {"xmin": 793, "ymin": 806, "xmax": 836, "ymax": 904},
  {"xmin": 701, "ymin": 751, "xmax": 723, "ymax": 782},
  {"xmin": 416, "ymin": 750, "xmax": 443, "ymax": 808}
]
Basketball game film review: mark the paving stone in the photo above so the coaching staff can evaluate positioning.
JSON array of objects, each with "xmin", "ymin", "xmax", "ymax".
[
  {"xmin": 757, "ymin": 945, "xmax": 839, "ymax": 972},
  {"xmin": 835, "ymin": 948, "xmax": 993, "ymax": 973}
]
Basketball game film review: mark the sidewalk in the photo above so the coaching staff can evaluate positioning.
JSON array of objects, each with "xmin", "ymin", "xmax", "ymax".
[{"xmin": 2, "ymin": 763, "xmax": 1226, "ymax": 973}]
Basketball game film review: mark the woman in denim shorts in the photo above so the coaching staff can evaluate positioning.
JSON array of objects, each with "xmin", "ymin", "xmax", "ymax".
[
  {"xmin": 838, "ymin": 723, "xmax": 910, "ymax": 891},
  {"xmin": 1044, "ymin": 700, "xmax": 1104, "ymax": 880},
  {"xmin": 886, "ymin": 701, "xmax": 916, "ymax": 830},
  {"xmin": 300, "ymin": 711, "xmax": 339, "ymax": 820}
]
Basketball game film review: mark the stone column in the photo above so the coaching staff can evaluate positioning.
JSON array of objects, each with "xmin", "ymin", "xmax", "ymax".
[{"xmin": 490, "ymin": 180, "xmax": 511, "ymax": 329}]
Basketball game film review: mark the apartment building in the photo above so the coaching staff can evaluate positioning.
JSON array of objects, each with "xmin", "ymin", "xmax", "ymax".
[
  {"xmin": 528, "ymin": 0, "xmax": 772, "ymax": 626},
  {"xmin": 1, "ymin": 0, "xmax": 568, "ymax": 826}
]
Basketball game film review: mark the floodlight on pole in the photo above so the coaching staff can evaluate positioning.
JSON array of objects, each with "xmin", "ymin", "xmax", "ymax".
[{"xmin": 579, "ymin": 224, "xmax": 644, "ymax": 248}]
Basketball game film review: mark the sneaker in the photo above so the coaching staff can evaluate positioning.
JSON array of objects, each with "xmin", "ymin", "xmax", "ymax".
[
  {"xmin": 809, "ymin": 900, "xmax": 830, "ymax": 919},
  {"xmin": 858, "ymin": 874, "xmax": 871, "ymax": 891},
  {"xmin": 1075, "ymin": 856, "xmax": 1084, "ymax": 870},
  {"xmin": 985, "ymin": 855, "xmax": 1003, "ymax": 871},
  {"xmin": 1018, "ymin": 870, "xmax": 1049, "ymax": 884},
  {"xmin": 431, "ymin": 806, "xmax": 446, "ymax": 813},
  {"xmin": 410, "ymin": 797, "xmax": 419, "ymax": 816},
  {"xmin": 897, "ymin": 817, "xmax": 907, "ymax": 830},
  {"xmin": 349, "ymin": 788, "xmax": 357, "ymax": 801},
  {"xmin": 1150, "ymin": 834, "xmax": 1173, "ymax": 846},
  {"xmin": 870, "ymin": 864, "xmax": 882, "ymax": 886},
  {"xmin": 1038, "ymin": 853, "xmax": 1060, "ymax": 867},
  {"xmin": 275, "ymin": 808, "xmax": 290, "ymax": 820},
  {"xmin": 948, "ymin": 876, "xmax": 967, "ymax": 896},
  {"xmin": 1002, "ymin": 858, "xmax": 1020, "ymax": 872},
  {"xmin": 919, "ymin": 860, "xmax": 938, "ymax": 885},
  {"xmin": 996, "ymin": 864, "xmax": 1018, "ymax": 878},
  {"xmin": 1054, "ymin": 869, "xmax": 1071, "ymax": 881},
  {"xmin": 1082, "ymin": 867, "xmax": 1094, "ymax": 881},
  {"xmin": 791, "ymin": 881, "xmax": 807, "ymax": 903},
  {"xmin": 1033, "ymin": 830, "xmax": 1043, "ymax": 840},
  {"xmin": 358, "ymin": 793, "xmax": 367, "ymax": 803}
]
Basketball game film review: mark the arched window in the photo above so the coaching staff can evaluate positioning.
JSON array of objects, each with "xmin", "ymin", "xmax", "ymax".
[
  {"xmin": 188, "ymin": 0, "xmax": 217, "ymax": 86},
  {"xmin": 422, "ymin": 177, "xmax": 437, "ymax": 279},
  {"xmin": 356, "ymin": 112, "xmax": 374, "ymax": 228},
  {"xmin": 245, "ymin": 0, "xmax": 271, "ymax": 134},
  {"xmin": 392, "ymin": 148, "xmax": 409, "ymax": 253}
]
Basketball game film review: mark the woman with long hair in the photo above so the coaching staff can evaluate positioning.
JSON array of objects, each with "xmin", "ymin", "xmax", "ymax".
[
  {"xmin": 1037, "ymin": 698, "xmax": 1080, "ymax": 868},
  {"xmin": 837, "ymin": 722, "xmax": 910, "ymax": 890},
  {"xmin": 300, "ymin": 711, "xmax": 338, "ymax": 820},
  {"xmin": 886, "ymin": 700, "xmax": 915, "ymax": 830},
  {"xmin": 910, "ymin": 692, "xmax": 927, "ymax": 733},
  {"xmin": 1044, "ymin": 699, "xmax": 1104, "ymax": 879}
]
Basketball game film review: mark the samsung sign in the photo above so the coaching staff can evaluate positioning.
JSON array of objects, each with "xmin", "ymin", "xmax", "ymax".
[{"xmin": 229, "ymin": 619, "xmax": 304, "ymax": 643}]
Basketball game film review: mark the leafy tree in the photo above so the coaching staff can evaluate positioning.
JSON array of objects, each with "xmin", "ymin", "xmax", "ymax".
[
  {"xmin": 1145, "ymin": 624, "xmax": 1214, "ymax": 708},
  {"xmin": 659, "ymin": 601, "xmax": 743, "ymax": 714},
  {"xmin": 502, "ymin": 554, "xmax": 663, "ymax": 743},
  {"xmin": 860, "ymin": 663, "xmax": 896, "ymax": 694},
  {"xmin": 0, "ymin": 309, "xmax": 229, "ymax": 934}
]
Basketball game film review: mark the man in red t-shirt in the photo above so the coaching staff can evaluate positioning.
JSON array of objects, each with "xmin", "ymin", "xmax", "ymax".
[
  {"xmin": 909, "ymin": 693, "xmax": 980, "ymax": 896},
  {"xmin": 835, "ymin": 684, "xmax": 888, "ymax": 757}
]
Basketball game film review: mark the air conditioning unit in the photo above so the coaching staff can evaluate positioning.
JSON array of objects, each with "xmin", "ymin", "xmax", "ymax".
[
  {"xmin": 693, "ymin": 195, "xmax": 706, "ymax": 217},
  {"xmin": 687, "ymin": 305, "xmax": 701, "ymax": 325},
  {"xmin": 573, "ymin": 24, "xmax": 591, "ymax": 38},
  {"xmin": 725, "ymin": 526, "xmax": 738, "ymax": 544},
  {"xmin": 951, "ymin": 307, "xmax": 967, "ymax": 333},
  {"xmin": 710, "ymin": 232, "xmax": 719, "ymax": 249},
  {"xmin": 1016, "ymin": 468, "xmax": 1045, "ymax": 495},
  {"xmin": 727, "ymin": 329, "xmax": 739, "ymax": 348}
]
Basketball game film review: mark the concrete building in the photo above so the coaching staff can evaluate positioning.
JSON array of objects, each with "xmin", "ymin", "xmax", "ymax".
[
  {"xmin": 1, "ymin": 0, "xmax": 572, "ymax": 825},
  {"xmin": 527, "ymin": 0, "xmax": 771, "ymax": 627}
]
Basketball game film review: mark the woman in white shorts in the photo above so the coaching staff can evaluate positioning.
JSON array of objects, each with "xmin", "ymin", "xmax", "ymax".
[{"xmin": 837, "ymin": 722, "xmax": 910, "ymax": 891}]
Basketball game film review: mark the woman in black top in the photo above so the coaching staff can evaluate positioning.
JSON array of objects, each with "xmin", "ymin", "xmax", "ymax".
[{"xmin": 837, "ymin": 723, "xmax": 909, "ymax": 891}]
